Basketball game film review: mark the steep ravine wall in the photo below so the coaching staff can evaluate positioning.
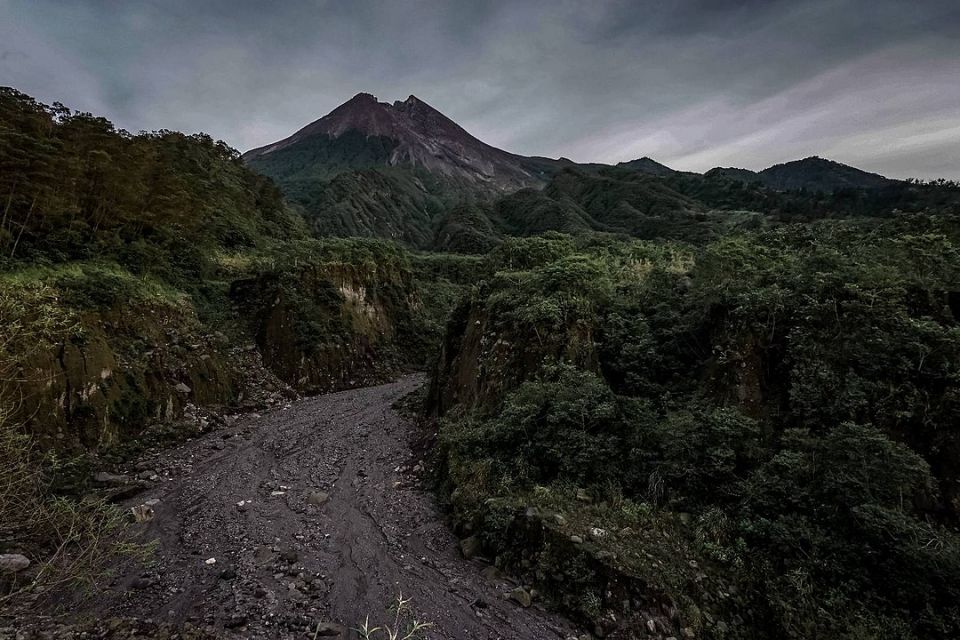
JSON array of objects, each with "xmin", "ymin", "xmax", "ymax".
[
  {"xmin": 231, "ymin": 260, "xmax": 420, "ymax": 394},
  {"xmin": 4, "ymin": 260, "xmax": 423, "ymax": 451},
  {"xmin": 4, "ymin": 302, "xmax": 239, "ymax": 450},
  {"xmin": 428, "ymin": 297, "xmax": 599, "ymax": 417}
]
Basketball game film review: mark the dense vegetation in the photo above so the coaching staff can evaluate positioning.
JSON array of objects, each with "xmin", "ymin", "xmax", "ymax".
[{"xmin": 430, "ymin": 224, "xmax": 960, "ymax": 639}]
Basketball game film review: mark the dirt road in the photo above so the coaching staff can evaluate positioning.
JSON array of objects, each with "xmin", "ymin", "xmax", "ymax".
[{"xmin": 55, "ymin": 375, "xmax": 580, "ymax": 639}]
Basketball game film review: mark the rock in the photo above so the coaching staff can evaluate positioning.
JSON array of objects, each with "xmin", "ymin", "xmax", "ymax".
[
  {"xmin": 459, "ymin": 535, "xmax": 481, "ymax": 560},
  {"xmin": 595, "ymin": 613, "xmax": 619, "ymax": 637},
  {"xmin": 569, "ymin": 535, "xmax": 584, "ymax": 544},
  {"xmin": 224, "ymin": 615, "xmax": 247, "ymax": 629},
  {"xmin": 280, "ymin": 549, "xmax": 298, "ymax": 564},
  {"xmin": 552, "ymin": 513, "xmax": 567, "ymax": 526},
  {"xmin": 93, "ymin": 471, "xmax": 131, "ymax": 485},
  {"xmin": 0, "ymin": 554, "xmax": 30, "ymax": 573},
  {"xmin": 508, "ymin": 587, "xmax": 532, "ymax": 608},
  {"xmin": 312, "ymin": 622, "xmax": 346, "ymax": 636},
  {"xmin": 287, "ymin": 584, "xmax": 307, "ymax": 601},
  {"xmin": 174, "ymin": 382, "xmax": 192, "ymax": 394},
  {"xmin": 588, "ymin": 527, "xmax": 608, "ymax": 541},
  {"xmin": 647, "ymin": 619, "xmax": 657, "ymax": 633},
  {"xmin": 204, "ymin": 557, "xmax": 217, "ymax": 565},
  {"xmin": 136, "ymin": 470, "xmax": 158, "ymax": 481},
  {"xmin": 480, "ymin": 565, "xmax": 503, "ymax": 581},
  {"xmin": 306, "ymin": 490, "xmax": 330, "ymax": 506},
  {"xmin": 130, "ymin": 577, "xmax": 153, "ymax": 590},
  {"xmin": 130, "ymin": 504, "xmax": 155, "ymax": 523}
]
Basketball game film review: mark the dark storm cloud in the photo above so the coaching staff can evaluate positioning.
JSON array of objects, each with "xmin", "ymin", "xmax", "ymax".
[{"xmin": 1, "ymin": 0, "xmax": 958, "ymax": 179}]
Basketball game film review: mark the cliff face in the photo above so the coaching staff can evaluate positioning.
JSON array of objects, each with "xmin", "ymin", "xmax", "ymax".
[
  {"xmin": 233, "ymin": 259, "xmax": 419, "ymax": 393},
  {"xmin": 6, "ymin": 301, "xmax": 239, "ymax": 449}
]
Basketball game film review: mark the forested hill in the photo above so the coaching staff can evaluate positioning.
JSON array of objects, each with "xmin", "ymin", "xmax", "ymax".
[{"xmin": 0, "ymin": 87, "xmax": 303, "ymax": 269}]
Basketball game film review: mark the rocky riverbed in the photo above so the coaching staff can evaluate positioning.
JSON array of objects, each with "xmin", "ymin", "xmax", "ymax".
[{"xmin": 6, "ymin": 375, "xmax": 582, "ymax": 640}]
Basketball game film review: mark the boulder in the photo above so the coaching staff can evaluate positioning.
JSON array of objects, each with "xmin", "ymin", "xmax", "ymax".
[{"xmin": 0, "ymin": 554, "xmax": 30, "ymax": 573}]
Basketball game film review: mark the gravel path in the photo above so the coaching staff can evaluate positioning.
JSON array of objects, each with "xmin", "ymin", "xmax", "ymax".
[{"xmin": 50, "ymin": 375, "xmax": 581, "ymax": 639}]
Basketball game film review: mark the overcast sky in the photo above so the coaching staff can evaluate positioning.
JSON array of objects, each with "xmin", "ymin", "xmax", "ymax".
[{"xmin": 1, "ymin": 0, "xmax": 958, "ymax": 179}]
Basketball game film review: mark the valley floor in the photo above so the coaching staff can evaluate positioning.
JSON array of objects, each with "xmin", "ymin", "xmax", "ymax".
[{"xmin": 11, "ymin": 376, "xmax": 579, "ymax": 640}]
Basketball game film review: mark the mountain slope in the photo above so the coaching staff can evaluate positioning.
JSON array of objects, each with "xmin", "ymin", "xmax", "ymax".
[
  {"xmin": 245, "ymin": 93, "xmax": 559, "ymax": 191},
  {"xmin": 243, "ymin": 92, "xmax": 929, "ymax": 252}
]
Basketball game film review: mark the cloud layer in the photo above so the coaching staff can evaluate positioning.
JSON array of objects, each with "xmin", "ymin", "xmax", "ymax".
[{"xmin": 2, "ymin": 0, "xmax": 958, "ymax": 179}]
